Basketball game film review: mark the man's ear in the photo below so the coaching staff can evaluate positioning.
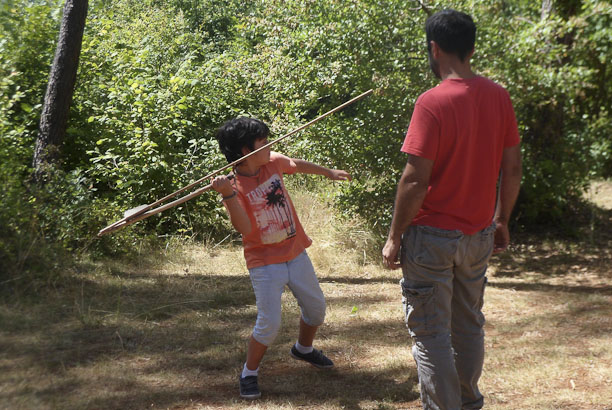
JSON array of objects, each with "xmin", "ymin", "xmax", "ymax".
[
  {"xmin": 467, "ymin": 47, "xmax": 475, "ymax": 60},
  {"xmin": 430, "ymin": 40, "xmax": 442, "ymax": 59}
]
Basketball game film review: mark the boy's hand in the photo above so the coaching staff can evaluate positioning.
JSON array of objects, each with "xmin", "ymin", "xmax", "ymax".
[
  {"xmin": 211, "ymin": 175, "xmax": 234, "ymax": 197},
  {"xmin": 328, "ymin": 169, "xmax": 351, "ymax": 181}
]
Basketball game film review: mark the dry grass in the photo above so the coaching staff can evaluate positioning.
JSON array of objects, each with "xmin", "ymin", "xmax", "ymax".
[
  {"xmin": 1, "ymin": 182, "xmax": 612, "ymax": 409},
  {"xmin": 588, "ymin": 180, "xmax": 612, "ymax": 210}
]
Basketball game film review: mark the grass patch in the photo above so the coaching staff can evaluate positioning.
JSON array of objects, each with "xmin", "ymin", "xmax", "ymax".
[{"xmin": 1, "ymin": 182, "xmax": 611, "ymax": 409}]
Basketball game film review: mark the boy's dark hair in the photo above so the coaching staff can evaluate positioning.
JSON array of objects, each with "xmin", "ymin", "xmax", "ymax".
[
  {"xmin": 216, "ymin": 117, "xmax": 270, "ymax": 163},
  {"xmin": 425, "ymin": 9, "xmax": 476, "ymax": 62}
]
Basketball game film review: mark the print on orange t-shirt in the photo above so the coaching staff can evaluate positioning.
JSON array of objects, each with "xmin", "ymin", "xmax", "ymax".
[
  {"xmin": 244, "ymin": 173, "xmax": 296, "ymax": 245},
  {"xmin": 231, "ymin": 152, "xmax": 312, "ymax": 269}
]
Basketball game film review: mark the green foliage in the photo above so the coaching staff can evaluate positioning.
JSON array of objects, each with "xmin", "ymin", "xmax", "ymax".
[
  {"xmin": 474, "ymin": 0, "xmax": 612, "ymax": 224},
  {"xmin": 1, "ymin": 0, "xmax": 611, "ymax": 276},
  {"xmin": 0, "ymin": 0, "xmax": 61, "ymax": 278},
  {"xmin": 0, "ymin": 0, "xmax": 58, "ymax": 166},
  {"xmin": 71, "ymin": 0, "xmax": 244, "ymax": 239}
]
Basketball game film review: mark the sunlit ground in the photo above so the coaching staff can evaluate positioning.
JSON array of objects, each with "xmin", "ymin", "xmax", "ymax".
[{"xmin": 1, "ymin": 182, "xmax": 611, "ymax": 409}]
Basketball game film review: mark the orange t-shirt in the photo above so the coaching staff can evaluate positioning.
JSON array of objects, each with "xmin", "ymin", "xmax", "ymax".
[
  {"xmin": 401, "ymin": 76, "xmax": 520, "ymax": 235},
  {"xmin": 231, "ymin": 152, "xmax": 312, "ymax": 269}
]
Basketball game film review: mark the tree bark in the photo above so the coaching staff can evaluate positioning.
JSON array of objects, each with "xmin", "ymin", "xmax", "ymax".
[
  {"xmin": 32, "ymin": 0, "xmax": 88, "ymax": 182},
  {"xmin": 541, "ymin": 0, "xmax": 554, "ymax": 20}
]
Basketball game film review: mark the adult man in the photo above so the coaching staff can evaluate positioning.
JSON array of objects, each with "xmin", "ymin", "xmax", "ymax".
[{"xmin": 382, "ymin": 9, "xmax": 522, "ymax": 410}]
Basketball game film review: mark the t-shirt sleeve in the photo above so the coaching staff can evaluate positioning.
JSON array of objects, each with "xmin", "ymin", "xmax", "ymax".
[
  {"xmin": 270, "ymin": 151, "xmax": 298, "ymax": 175},
  {"xmin": 401, "ymin": 99, "xmax": 440, "ymax": 161},
  {"xmin": 503, "ymin": 92, "xmax": 520, "ymax": 148}
]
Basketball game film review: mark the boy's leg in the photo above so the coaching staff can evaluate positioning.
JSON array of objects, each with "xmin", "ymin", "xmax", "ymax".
[
  {"xmin": 290, "ymin": 316, "xmax": 333, "ymax": 369},
  {"xmin": 286, "ymin": 251, "xmax": 326, "ymax": 330},
  {"xmin": 248, "ymin": 262, "xmax": 289, "ymax": 349},
  {"xmin": 298, "ymin": 317, "xmax": 317, "ymax": 347},
  {"xmin": 240, "ymin": 262, "xmax": 289, "ymax": 399},
  {"xmin": 240, "ymin": 336, "xmax": 267, "ymax": 400},
  {"xmin": 286, "ymin": 251, "xmax": 333, "ymax": 368},
  {"xmin": 400, "ymin": 225, "xmax": 462, "ymax": 410},
  {"xmin": 242, "ymin": 261, "xmax": 288, "ymax": 377},
  {"xmin": 246, "ymin": 335, "xmax": 268, "ymax": 371},
  {"xmin": 451, "ymin": 223, "xmax": 495, "ymax": 410}
]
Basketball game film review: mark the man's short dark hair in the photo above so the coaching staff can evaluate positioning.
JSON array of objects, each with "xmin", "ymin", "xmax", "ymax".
[
  {"xmin": 425, "ymin": 9, "xmax": 476, "ymax": 62},
  {"xmin": 216, "ymin": 117, "xmax": 270, "ymax": 163}
]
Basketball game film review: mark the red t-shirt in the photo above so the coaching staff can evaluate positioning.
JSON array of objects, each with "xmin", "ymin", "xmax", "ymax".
[
  {"xmin": 401, "ymin": 76, "xmax": 520, "ymax": 234},
  {"xmin": 232, "ymin": 152, "xmax": 312, "ymax": 269}
]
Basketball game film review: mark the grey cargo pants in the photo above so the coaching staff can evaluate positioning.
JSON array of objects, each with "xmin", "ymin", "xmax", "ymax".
[{"xmin": 400, "ymin": 223, "xmax": 495, "ymax": 410}]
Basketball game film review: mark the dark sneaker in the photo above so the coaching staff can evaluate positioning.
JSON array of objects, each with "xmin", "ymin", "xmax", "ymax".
[
  {"xmin": 239, "ymin": 375, "xmax": 261, "ymax": 399},
  {"xmin": 290, "ymin": 345, "xmax": 334, "ymax": 369}
]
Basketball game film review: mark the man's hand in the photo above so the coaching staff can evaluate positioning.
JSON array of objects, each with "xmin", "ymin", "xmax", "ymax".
[
  {"xmin": 383, "ymin": 155, "xmax": 432, "ymax": 270},
  {"xmin": 327, "ymin": 169, "xmax": 351, "ymax": 181},
  {"xmin": 382, "ymin": 236, "xmax": 402, "ymax": 270},
  {"xmin": 493, "ymin": 145, "xmax": 521, "ymax": 254},
  {"xmin": 493, "ymin": 221, "xmax": 510, "ymax": 254},
  {"xmin": 211, "ymin": 175, "xmax": 234, "ymax": 197}
]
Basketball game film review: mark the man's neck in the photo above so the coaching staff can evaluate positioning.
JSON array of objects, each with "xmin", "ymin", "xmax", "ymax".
[{"xmin": 439, "ymin": 58, "xmax": 475, "ymax": 81}]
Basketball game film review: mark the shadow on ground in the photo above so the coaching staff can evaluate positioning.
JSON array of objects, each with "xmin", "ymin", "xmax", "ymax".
[
  {"xmin": 2, "ymin": 205, "xmax": 611, "ymax": 409},
  {"xmin": 491, "ymin": 206, "xmax": 612, "ymax": 280},
  {"xmin": 0, "ymin": 260, "xmax": 418, "ymax": 409}
]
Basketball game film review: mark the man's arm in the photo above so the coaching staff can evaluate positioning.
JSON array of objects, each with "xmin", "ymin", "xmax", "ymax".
[
  {"xmin": 493, "ymin": 144, "xmax": 522, "ymax": 253},
  {"xmin": 382, "ymin": 154, "xmax": 433, "ymax": 269},
  {"xmin": 292, "ymin": 158, "xmax": 351, "ymax": 181}
]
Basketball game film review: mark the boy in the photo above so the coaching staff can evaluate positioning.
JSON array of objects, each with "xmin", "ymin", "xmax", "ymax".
[{"xmin": 211, "ymin": 117, "xmax": 351, "ymax": 399}]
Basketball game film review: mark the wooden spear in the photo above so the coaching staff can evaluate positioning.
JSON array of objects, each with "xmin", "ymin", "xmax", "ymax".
[{"xmin": 97, "ymin": 89, "xmax": 373, "ymax": 237}]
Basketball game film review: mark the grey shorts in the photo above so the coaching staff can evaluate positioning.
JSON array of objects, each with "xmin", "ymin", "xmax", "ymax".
[{"xmin": 248, "ymin": 250, "xmax": 326, "ymax": 346}]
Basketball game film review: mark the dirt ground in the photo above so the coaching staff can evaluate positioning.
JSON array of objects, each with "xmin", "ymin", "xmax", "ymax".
[{"xmin": 1, "ymin": 182, "xmax": 611, "ymax": 409}]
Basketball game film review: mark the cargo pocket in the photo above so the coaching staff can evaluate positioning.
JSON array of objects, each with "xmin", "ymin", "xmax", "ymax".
[{"xmin": 401, "ymin": 278, "xmax": 437, "ymax": 338}]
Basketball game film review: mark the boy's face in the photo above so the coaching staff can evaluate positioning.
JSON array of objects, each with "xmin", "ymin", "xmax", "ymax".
[{"xmin": 242, "ymin": 137, "xmax": 270, "ymax": 167}]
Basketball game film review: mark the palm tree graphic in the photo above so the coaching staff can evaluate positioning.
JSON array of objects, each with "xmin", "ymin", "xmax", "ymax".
[
  {"xmin": 265, "ymin": 179, "xmax": 296, "ymax": 237},
  {"xmin": 265, "ymin": 189, "xmax": 284, "ymax": 232}
]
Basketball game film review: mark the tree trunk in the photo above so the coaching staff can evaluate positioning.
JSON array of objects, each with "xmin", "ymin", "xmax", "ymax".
[
  {"xmin": 542, "ymin": 0, "xmax": 582, "ymax": 20},
  {"xmin": 541, "ymin": 0, "xmax": 554, "ymax": 20},
  {"xmin": 32, "ymin": 0, "xmax": 88, "ymax": 182}
]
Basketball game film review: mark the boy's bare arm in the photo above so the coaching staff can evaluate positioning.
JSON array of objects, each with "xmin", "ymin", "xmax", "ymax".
[
  {"xmin": 292, "ymin": 158, "xmax": 351, "ymax": 181},
  {"xmin": 211, "ymin": 175, "xmax": 252, "ymax": 235}
]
